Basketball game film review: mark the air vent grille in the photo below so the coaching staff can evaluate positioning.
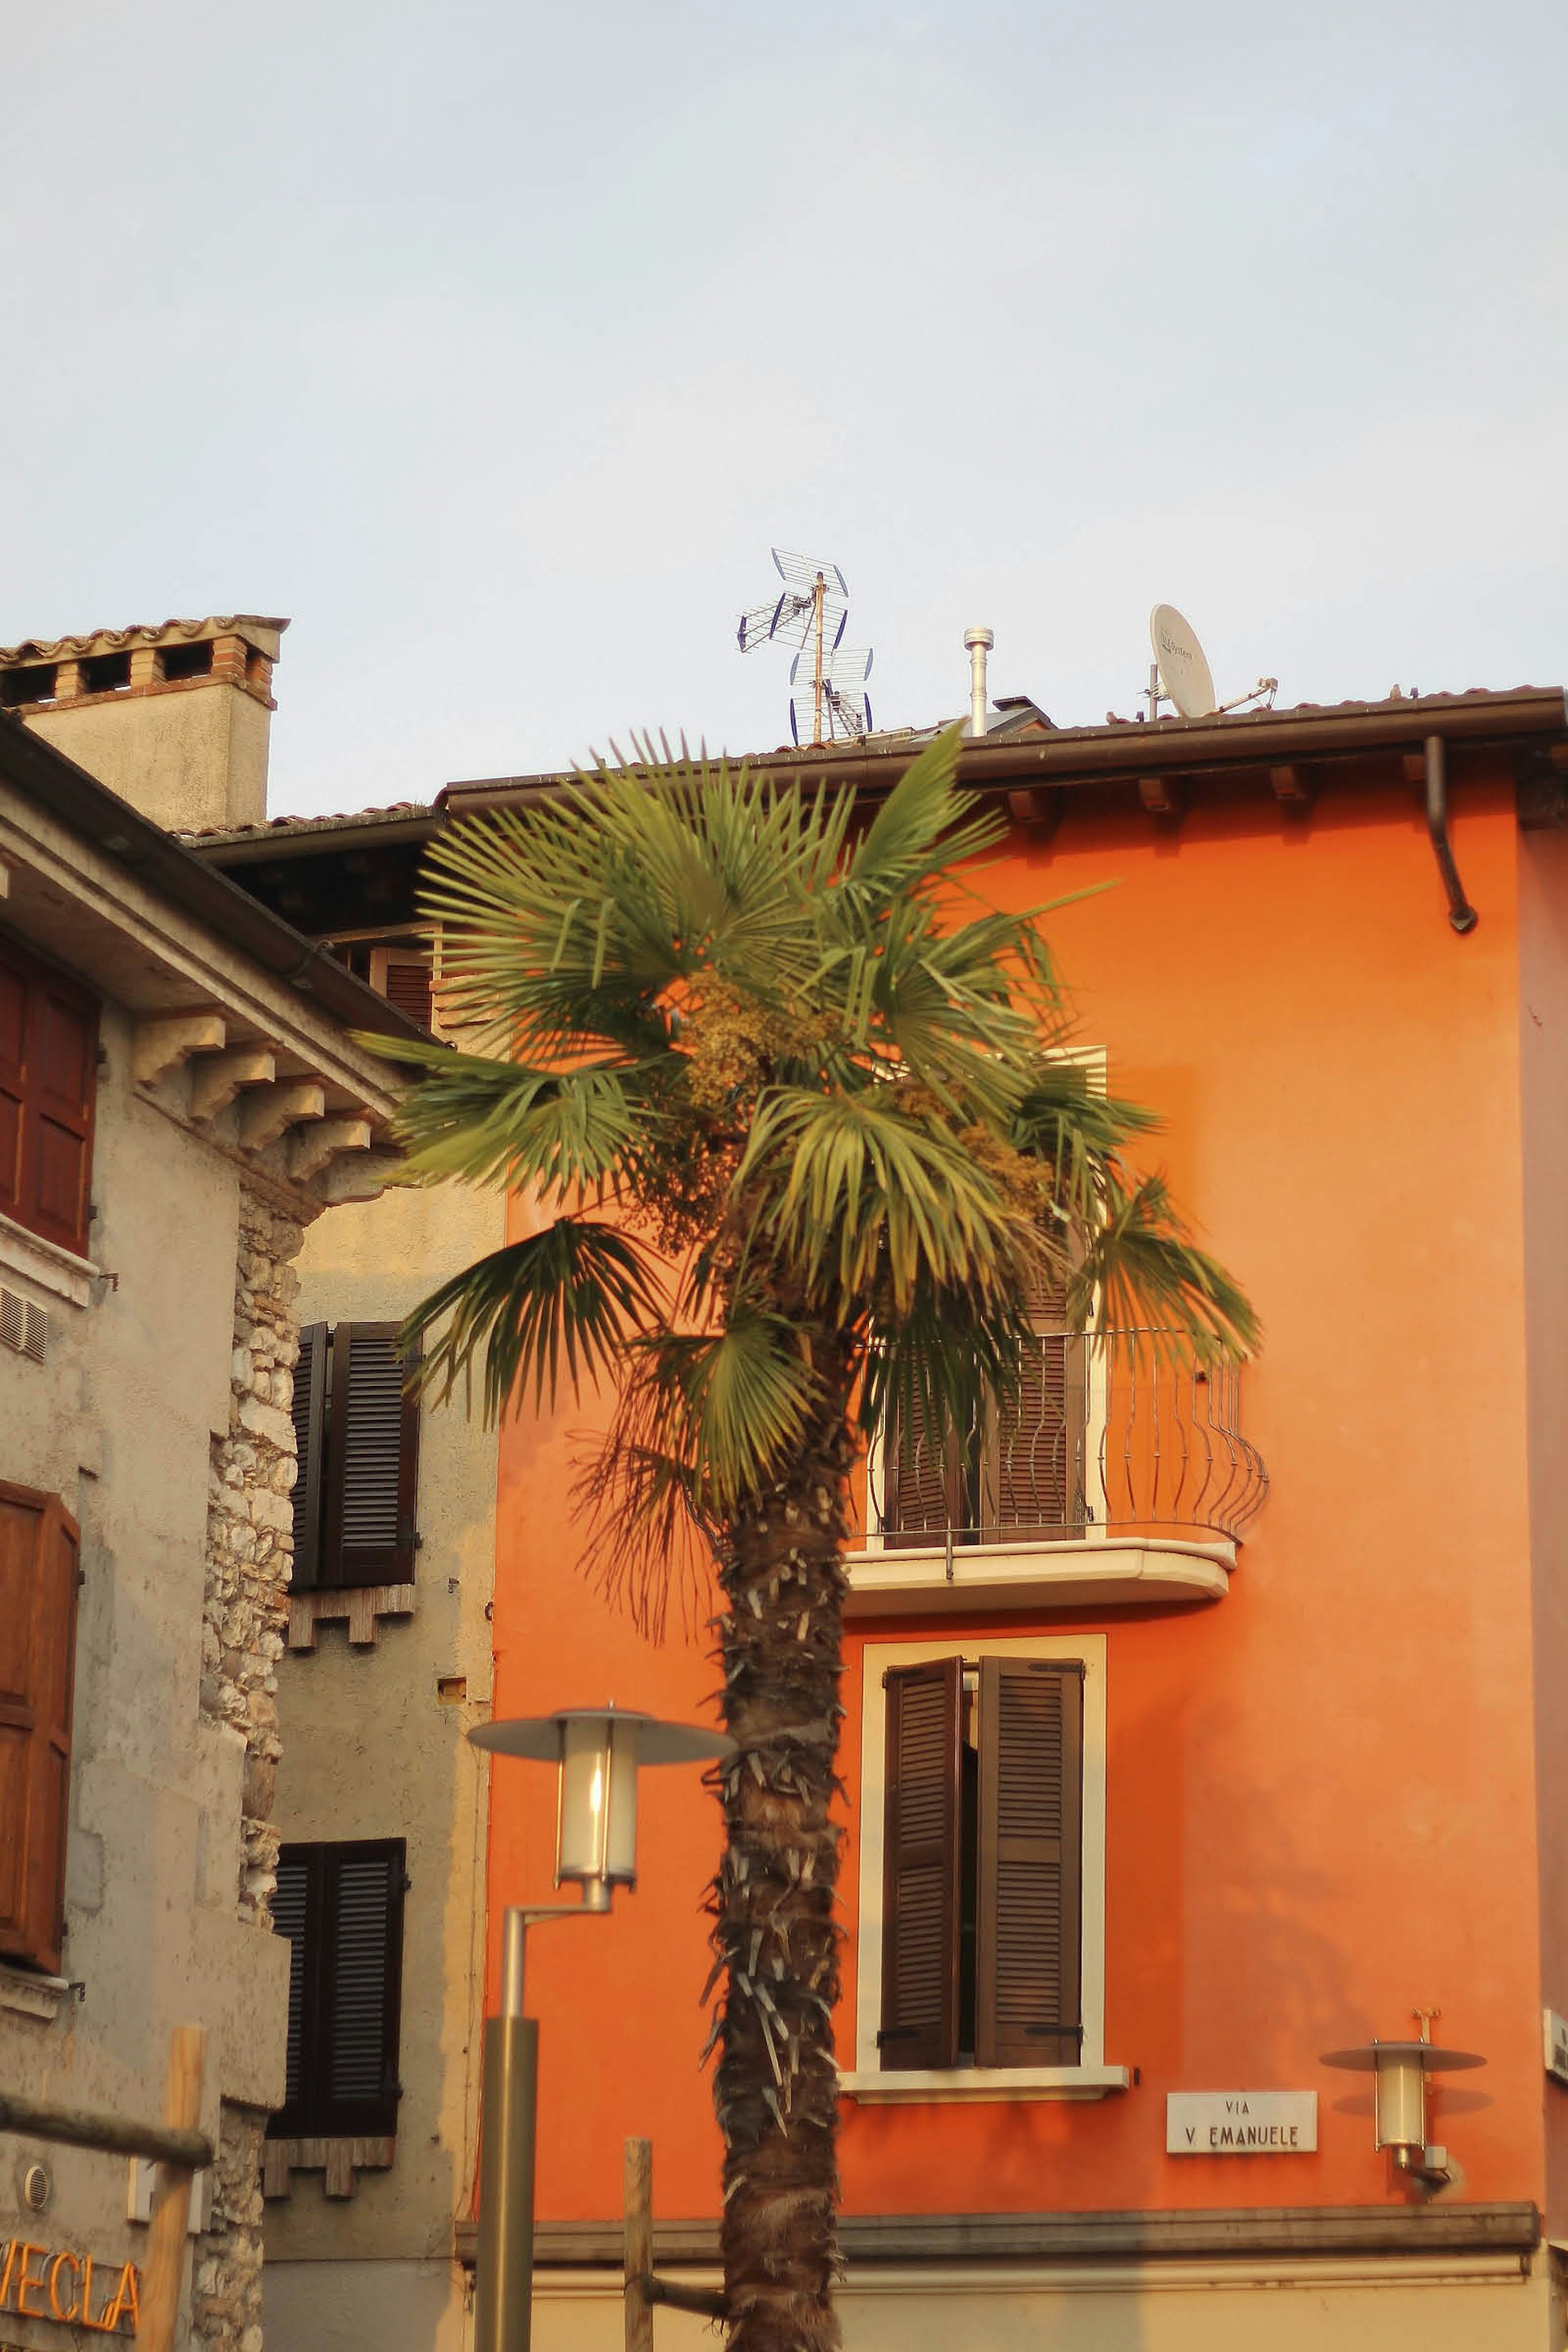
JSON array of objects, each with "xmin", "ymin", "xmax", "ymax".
[{"xmin": 0, "ymin": 1287, "xmax": 48, "ymax": 1363}]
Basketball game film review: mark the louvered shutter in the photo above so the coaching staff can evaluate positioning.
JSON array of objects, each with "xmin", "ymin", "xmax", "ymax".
[
  {"xmin": 271, "ymin": 1854, "xmax": 310, "ymax": 2118},
  {"xmin": 0, "ymin": 1482, "xmax": 80, "ymax": 1974},
  {"xmin": 369, "ymin": 947, "xmax": 435, "ymax": 1033},
  {"xmin": 289, "ymin": 1323, "xmax": 327, "ymax": 1592},
  {"xmin": 882, "ymin": 1396, "xmax": 968, "ymax": 1550},
  {"xmin": 985, "ymin": 1263, "xmax": 1086, "ymax": 1539},
  {"xmin": 267, "ymin": 1840, "xmax": 405, "ymax": 2140},
  {"xmin": 880, "ymin": 1659, "xmax": 963, "ymax": 2069},
  {"xmin": 323, "ymin": 1323, "xmax": 421, "ymax": 1588},
  {"xmin": 974, "ymin": 1657, "xmax": 1084, "ymax": 2068}
]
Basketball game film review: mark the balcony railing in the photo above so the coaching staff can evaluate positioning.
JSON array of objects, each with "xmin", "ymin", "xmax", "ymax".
[{"xmin": 865, "ymin": 1329, "xmax": 1267, "ymax": 1551}]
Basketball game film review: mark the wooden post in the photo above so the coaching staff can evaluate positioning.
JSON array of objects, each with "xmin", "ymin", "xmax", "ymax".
[
  {"xmin": 624, "ymin": 2138, "xmax": 654, "ymax": 2352},
  {"xmin": 140, "ymin": 2026, "xmax": 206, "ymax": 2352}
]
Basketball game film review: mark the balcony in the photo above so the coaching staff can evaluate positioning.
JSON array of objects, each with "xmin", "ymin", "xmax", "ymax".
[{"xmin": 848, "ymin": 1330, "xmax": 1268, "ymax": 1618}]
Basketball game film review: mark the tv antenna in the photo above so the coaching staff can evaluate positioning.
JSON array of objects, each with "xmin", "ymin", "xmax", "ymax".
[
  {"xmin": 1144, "ymin": 603, "xmax": 1278, "ymax": 723},
  {"xmin": 737, "ymin": 548, "xmax": 873, "ymax": 746}
]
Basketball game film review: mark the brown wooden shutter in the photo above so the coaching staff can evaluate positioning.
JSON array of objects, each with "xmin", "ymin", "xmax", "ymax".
[
  {"xmin": 0, "ymin": 1481, "xmax": 80, "ymax": 1974},
  {"xmin": 369, "ymin": 947, "xmax": 434, "ymax": 1033},
  {"xmin": 0, "ymin": 947, "xmax": 26, "ymax": 1227},
  {"xmin": 974, "ymin": 1657, "xmax": 1084, "ymax": 2068},
  {"xmin": 882, "ymin": 1396, "xmax": 968, "ymax": 1550},
  {"xmin": 984, "ymin": 1263, "xmax": 1086, "ymax": 1539},
  {"xmin": 0, "ymin": 932, "xmax": 97, "ymax": 1258},
  {"xmin": 267, "ymin": 1839, "xmax": 406, "ymax": 2140},
  {"xmin": 880, "ymin": 1659, "xmax": 963, "ymax": 2069},
  {"xmin": 323, "ymin": 1323, "xmax": 421, "ymax": 1588},
  {"xmin": 289, "ymin": 1322, "xmax": 328, "ymax": 1592}
]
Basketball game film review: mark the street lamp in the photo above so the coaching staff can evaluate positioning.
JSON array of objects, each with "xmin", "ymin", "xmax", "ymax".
[{"xmin": 468, "ymin": 1704, "xmax": 733, "ymax": 2352}]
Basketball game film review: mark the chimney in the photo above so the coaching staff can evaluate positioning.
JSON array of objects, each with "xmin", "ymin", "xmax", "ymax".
[
  {"xmin": 0, "ymin": 615, "xmax": 288, "ymax": 833},
  {"xmin": 964, "ymin": 625, "xmax": 994, "ymax": 738}
]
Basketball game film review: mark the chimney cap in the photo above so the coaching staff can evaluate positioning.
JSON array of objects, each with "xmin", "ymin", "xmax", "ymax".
[
  {"xmin": 964, "ymin": 624, "xmax": 995, "ymax": 651},
  {"xmin": 0, "ymin": 614, "xmax": 289, "ymax": 669}
]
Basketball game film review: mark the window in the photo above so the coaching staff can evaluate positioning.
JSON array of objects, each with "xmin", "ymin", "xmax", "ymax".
[
  {"xmin": 846, "ymin": 1635, "xmax": 1121, "ymax": 2101},
  {"xmin": 0, "ymin": 931, "xmax": 98, "ymax": 1259},
  {"xmin": 290, "ymin": 1322, "xmax": 421, "ymax": 1592},
  {"xmin": 0, "ymin": 666, "xmax": 57, "ymax": 709},
  {"xmin": 0, "ymin": 1483, "xmax": 79, "ymax": 1976},
  {"xmin": 267, "ymin": 1840, "xmax": 406, "ymax": 2140}
]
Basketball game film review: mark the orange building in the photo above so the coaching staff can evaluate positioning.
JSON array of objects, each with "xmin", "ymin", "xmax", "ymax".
[{"xmin": 453, "ymin": 685, "xmax": 1568, "ymax": 2350}]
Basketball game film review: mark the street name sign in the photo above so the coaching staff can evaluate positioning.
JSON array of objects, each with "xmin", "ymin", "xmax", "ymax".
[{"xmin": 1166, "ymin": 2091, "xmax": 1317, "ymax": 2154}]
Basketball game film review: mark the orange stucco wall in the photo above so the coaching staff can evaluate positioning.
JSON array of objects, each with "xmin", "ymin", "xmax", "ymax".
[{"xmin": 484, "ymin": 756, "xmax": 1549, "ymax": 2228}]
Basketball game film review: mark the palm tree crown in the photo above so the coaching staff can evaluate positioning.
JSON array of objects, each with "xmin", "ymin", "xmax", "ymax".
[{"xmin": 376, "ymin": 728, "xmax": 1256, "ymax": 2352}]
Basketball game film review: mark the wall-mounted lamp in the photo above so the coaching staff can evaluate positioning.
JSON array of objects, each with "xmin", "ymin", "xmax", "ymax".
[
  {"xmin": 467, "ymin": 1704, "xmax": 733, "ymax": 2352},
  {"xmin": 1321, "ymin": 2011, "xmax": 1484, "ymax": 2187}
]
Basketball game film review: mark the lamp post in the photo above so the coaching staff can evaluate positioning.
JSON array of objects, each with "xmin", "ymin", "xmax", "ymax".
[{"xmin": 468, "ymin": 1704, "xmax": 733, "ymax": 2352}]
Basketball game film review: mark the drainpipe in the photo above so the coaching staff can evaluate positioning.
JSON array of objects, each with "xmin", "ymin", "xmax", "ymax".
[
  {"xmin": 1423, "ymin": 735, "xmax": 1478, "ymax": 934},
  {"xmin": 964, "ymin": 626, "xmax": 994, "ymax": 738}
]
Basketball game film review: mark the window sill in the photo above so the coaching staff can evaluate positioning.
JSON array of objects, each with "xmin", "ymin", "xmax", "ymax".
[
  {"xmin": 844, "ymin": 1536, "xmax": 1232, "ymax": 1618},
  {"xmin": 840, "ymin": 2063, "xmax": 1129, "ymax": 2105},
  {"xmin": 287, "ymin": 1584, "xmax": 415, "ymax": 1650},
  {"xmin": 0, "ymin": 1210, "xmax": 98, "ymax": 1310},
  {"xmin": 0, "ymin": 1960, "xmax": 74, "ymax": 2023}
]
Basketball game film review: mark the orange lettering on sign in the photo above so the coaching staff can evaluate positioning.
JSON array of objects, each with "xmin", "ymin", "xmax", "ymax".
[
  {"xmin": 47, "ymin": 2251, "xmax": 82, "ymax": 2323},
  {"xmin": 0, "ymin": 2242, "xmax": 17, "ymax": 2310},
  {"xmin": 100, "ymin": 2262, "xmax": 139, "ymax": 2336},
  {"xmin": 16, "ymin": 2247, "xmax": 48, "ymax": 2318}
]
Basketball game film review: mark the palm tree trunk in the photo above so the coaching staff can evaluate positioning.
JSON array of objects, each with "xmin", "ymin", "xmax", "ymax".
[{"xmin": 713, "ymin": 1331, "xmax": 857, "ymax": 2352}]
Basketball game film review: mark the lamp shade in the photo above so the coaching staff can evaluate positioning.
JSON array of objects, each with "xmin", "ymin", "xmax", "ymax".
[
  {"xmin": 1321, "ymin": 2038, "xmax": 1485, "ymax": 2155},
  {"xmin": 470, "ymin": 1706, "xmax": 735, "ymax": 1909}
]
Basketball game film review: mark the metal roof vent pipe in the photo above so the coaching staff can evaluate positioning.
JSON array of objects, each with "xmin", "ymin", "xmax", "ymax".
[{"xmin": 965, "ymin": 626, "xmax": 994, "ymax": 738}]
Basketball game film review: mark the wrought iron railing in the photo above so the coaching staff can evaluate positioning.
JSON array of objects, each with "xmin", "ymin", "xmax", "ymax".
[{"xmin": 864, "ymin": 1329, "xmax": 1267, "ymax": 1550}]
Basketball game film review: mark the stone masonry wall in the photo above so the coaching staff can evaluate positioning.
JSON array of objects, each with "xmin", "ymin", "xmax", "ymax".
[{"xmin": 195, "ymin": 1184, "xmax": 311, "ymax": 2352}]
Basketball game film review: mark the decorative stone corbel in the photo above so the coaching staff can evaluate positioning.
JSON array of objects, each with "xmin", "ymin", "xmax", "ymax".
[
  {"xmin": 290, "ymin": 1116, "xmax": 372, "ymax": 1183},
  {"xmin": 189, "ymin": 1049, "xmax": 277, "ymax": 1124},
  {"xmin": 319, "ymin": 1151, "xmax": 402, "ymax": 1206},
  {"xmin": 133, "ymin": 1013, "xmax": 227, "ymax": 1085},
  {"xmin": 238, "ymin": 1081, "xmax": 327, "ymax": 1152}
]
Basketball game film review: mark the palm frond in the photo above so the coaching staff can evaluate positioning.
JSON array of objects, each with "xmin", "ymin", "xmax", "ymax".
[
  {"xmin": 401, "ymin": 1217, "xmax": 665, "ymax": 1419},
  {"xmin": 1071, "ymin": 1170, "xmax": 1259, "ymax": 1360}
]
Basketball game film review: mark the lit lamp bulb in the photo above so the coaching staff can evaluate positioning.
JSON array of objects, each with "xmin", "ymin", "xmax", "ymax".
[{"xmin": 555, "ymin": 1713, "xmax": 641, "ymax": 1909}]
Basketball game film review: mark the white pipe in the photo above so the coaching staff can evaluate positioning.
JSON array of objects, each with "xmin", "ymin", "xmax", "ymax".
[{"xmin": 964, "ymin": 626, "xmax": 994, "ymax": 738}]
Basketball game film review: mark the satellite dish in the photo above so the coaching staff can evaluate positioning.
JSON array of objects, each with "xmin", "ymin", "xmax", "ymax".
[{"xmin": 1150, "ymin": 604, "xmax": 1216, "ymax": 719}]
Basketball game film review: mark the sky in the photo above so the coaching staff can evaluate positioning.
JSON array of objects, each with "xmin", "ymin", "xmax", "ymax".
[{"xmin": 2, "ymin": 1, "xmax": 1565, "ymax": 817}]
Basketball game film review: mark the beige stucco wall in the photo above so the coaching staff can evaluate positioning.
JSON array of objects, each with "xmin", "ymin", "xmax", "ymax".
[
  {"xmin": 264, "ymin": 1179, "xmax": 501, "ymax": 2345},
  {"xmin": 0, "ymin": 995, "xmax": 289, "ymax": 2322},
  {"xmin": 264, "ymin": 2255, "xmax": 1560, "ymax": 2352},
  {"xmin": 25, "ymin": 680, "xmax": 272, "ymax": 832}
]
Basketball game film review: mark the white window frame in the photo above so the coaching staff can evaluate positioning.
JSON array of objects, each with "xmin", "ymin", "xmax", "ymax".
[{"xmin": 841, "ymin": 1631, "xmax": 1126, "ymax": 2103}]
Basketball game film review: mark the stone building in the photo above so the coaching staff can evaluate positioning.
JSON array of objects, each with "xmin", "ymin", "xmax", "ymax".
[{"xmin": 0, "ymin": 620, "xmax": 420, "ymax": 2350}]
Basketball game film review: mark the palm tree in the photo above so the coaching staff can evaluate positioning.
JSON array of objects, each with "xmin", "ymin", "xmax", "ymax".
[{"xmin": 381, "ymin": 729, "xmax": 1255, "ymax": 2352}]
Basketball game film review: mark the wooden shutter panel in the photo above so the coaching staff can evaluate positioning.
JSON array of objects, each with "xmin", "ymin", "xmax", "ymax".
[
  {"xmin": 0, "ymin": 932, "xmax": 98, "ymax": 1258},
  {"xmin": 26, "ymin": 973, "xmax": 97, "ymax": 1254},
  {"xmin": 369, "ymin": 947, "xmax": 434, "ymax": 1033},
  {"xmin": 289, "ymin": 1322, "xmax": 327, "ymax": 1592},
  {"xmin": 0, "ymin": 1482, "xmax": 80, "ymax": 1975},
  {"xmin": 271, "ymin": 1853, "xmax": 309, "ymax": 2118},
  {"xmin": 882, "ymin": 1396, "xmax": 968, "ymax": 1550},
  {"xmin": 267, "ymin": 1840, "xmax": 405, "ymax": 2140},
  {"xmin": 0, "ymin": 947, "xmax": 26, "ymax": 1227},
  {"xmin": 984, "ymin": 1263, "xmax": 1086, "ymax": 1539},
  {"xmin": 974, "ymin": 1657, "xmax": 1084, "ymax": 2068},
  {"xmin": 323, "ymin": 1323, "xmax": 421, "ymax": 1588},
  {"xmin": 880, "ymin": 1659, "xmax": 963, "ymax": 2069}
]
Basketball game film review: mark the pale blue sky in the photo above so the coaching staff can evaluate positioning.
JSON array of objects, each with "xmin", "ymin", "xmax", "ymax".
[{"xmin": 3, "ymin": 2, "xmax": 1564, "ymax": 815}]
